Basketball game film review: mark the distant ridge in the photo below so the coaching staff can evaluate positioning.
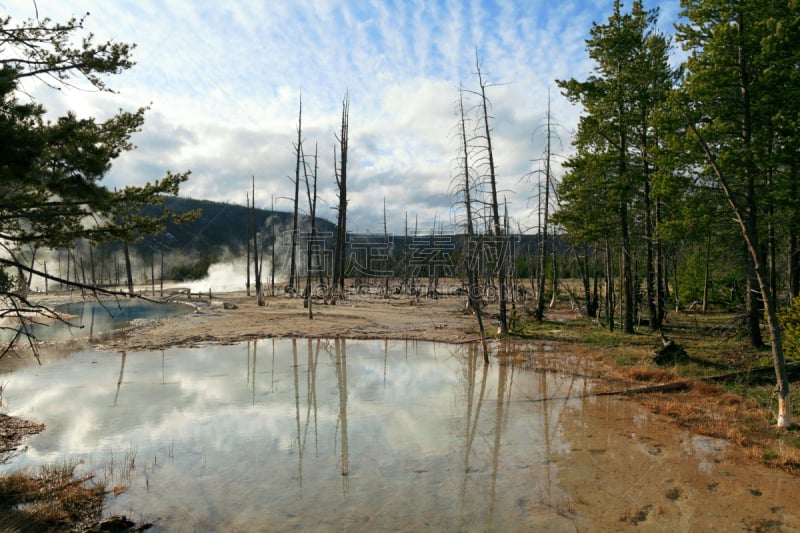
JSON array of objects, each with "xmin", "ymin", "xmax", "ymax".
[{"xmin": 139, "ymin": 196, "xmax": 336, "ymax": 256}]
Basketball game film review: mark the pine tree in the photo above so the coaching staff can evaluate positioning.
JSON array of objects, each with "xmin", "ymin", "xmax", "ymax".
[{"xmin": 675, "ymin": 0, "xmax": 800, "ymax": 428}]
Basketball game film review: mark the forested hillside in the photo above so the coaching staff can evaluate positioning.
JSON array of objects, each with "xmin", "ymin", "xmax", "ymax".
[{"xmin": 138, "ymin": 196, "xmax": 335, "ymax": 257}]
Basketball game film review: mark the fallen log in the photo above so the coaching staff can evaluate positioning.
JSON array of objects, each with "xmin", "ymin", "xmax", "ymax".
[
  {"xmin": 600, "ymin": 380, "xmax": 690, "ymax": 396},
  {"xmin": 521, "ymin": 380, "xmax": 690, "ymax": 403}
]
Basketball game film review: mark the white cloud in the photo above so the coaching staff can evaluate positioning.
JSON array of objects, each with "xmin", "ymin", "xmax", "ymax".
[{"xmin": 5, "ymin": 0, "xmax": 682, "ymax": 234}]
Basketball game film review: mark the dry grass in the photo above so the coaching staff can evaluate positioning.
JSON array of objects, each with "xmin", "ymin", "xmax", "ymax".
[
  {"xmin": 512, "ymin": 297, "xmax": 800, "ymax": 474},
  {"xmin": 0, "ymin": 461, "xmax": 106, "ymax": 532},
  {"xmin": 632, "ymin": 378, "xmax": 800, "ymax": 472},
  {"xmin": 621, "ymin": 367, "xmax": 675, "ymax": 383}
]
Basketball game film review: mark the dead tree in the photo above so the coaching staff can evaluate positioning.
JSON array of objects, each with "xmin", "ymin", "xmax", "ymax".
[
  {"xmin": 252, "ymin": 176, "xmax": 265, "ymax": 306},
  {"xmin": 246, "ymin": 193, "xmax": 251, "ymax": 297},
  {"xmin": 382, "ymin": 198, "xmax": 390, "ymax": 297},
  {"xmin": 454, "ymin": 84, "xmax": 490, "ymax": 363},
  {"xmin": 475, "ymin": 55, "xmax": 508, "ymax": 334},
  {"xmin": 270, "ymin": 195, "xmax": 277, "ymax": 297},
  {"xmin": 332, "ymin": 94, "xmax": 350, "ymax": 300},
  {"xmin": 303, "ymin": 143, "xmax": 319, "ymax": 318},
  {"xmin": 289, "ymin": 94, "xmax": 303, "ymax": 295},
  {"xmin": 530, "ymin": 91, "xmax": 562, "ymax": 319},
  {"xmin": 123, "ymin": 242, "xmax": 134, "ymax": 295}
]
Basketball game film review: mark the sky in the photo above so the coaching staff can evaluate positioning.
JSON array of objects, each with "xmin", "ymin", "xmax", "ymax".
[{"xmin": 4, "ymin": 0, "xmax": 683, "ymax": 235}]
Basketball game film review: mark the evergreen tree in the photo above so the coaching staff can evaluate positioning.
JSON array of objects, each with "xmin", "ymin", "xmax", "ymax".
[
  {"xmin": 674, "ymin": 0, "xmax": 800, "ymax": 427},
  {"xmin": 557, "ymin": 0, "xmax": 672, "ymax": 333},
  {"xmin": 0, "ymin": 13, "xmax": 192, "ymax": 350}
]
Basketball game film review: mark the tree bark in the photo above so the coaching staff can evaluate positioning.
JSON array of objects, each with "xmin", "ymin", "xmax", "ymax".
[
  {"xmin": 535, "ymin": 97, "xmax": 553, "ymax": 321},
  {"xmin": 333, "ymin": 94, "xmax": 350, "ymax": 299},
  {"xmin": 605, "ymin": 240, "xmax": 615, "ymax": 332},
  {"xmin": 620, "ymin": 200, "xmax": 635, "ymax": 334},
  {"xmin": 289, "ymin": 96, "xmax": 302, "ymax": 294},
  {"xmin": 457, "ymin": 86, "xmax": 489, "ymax": 363},
  {"xmin": 476, "ymin": 57, "xmax": 508, "ymax": 334},
  {"xmin": 702, "ymin": 233, "xmax": 711, "ymax": 313},
  {"xmin": 246, "ymin": 194, "xmax": 251, "ymax": 297},
  {"xmin": 123, "ymin": 242, "xmax": 134, "ymax": 296},
  {"xmin": 686, "ymin": 117, "xmax": 791, "ymax": 428}
]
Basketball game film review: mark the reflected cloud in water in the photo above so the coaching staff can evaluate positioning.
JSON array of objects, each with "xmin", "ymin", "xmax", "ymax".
[{"xmin": 3, "ymin": 338, "xmax": 782, "ymax": 531}]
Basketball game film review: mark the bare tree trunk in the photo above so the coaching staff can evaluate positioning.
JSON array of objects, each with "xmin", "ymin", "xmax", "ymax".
[
  {"xmin": 383, "ymin": 198, "xmax": 390, "ymax": 298},
  {"xmin": 790, "ymin": 162, "xmax": 800, "ymax": 305},
  {"xmin": 702, "ymin": 232, "xmax": 711, "ymax": 313},
  {"xmin": 745, "ymin": 252, "xmax": 764, "ymax": 347},
  {"xmin": 643, "ymin": 179, "xmax": 658, "ymax": 329},
  {"xmin": 476, "ymin": 56, "xmax": 507, "ymax": 335},
  {"xmin": 620, "ymin": 201, "xmax": 635, "ymax": 333},
  {"xmin": 686, "ymin": 117, "xmax": 791, "ymax": 428},
  {"xmin": 534, "ymin": 98, "xmax": 552, "ymax": 321},
  {"xmin": 605, "ymin": 240, "xmax": 615, "ymax": 332},
  {"xmin": 289, "ymin": 95, "xmax": 302, "ymax": 295},
  {"xmin": 333, "ymin": 94, "xmax": 350, "ymax": 300},
  {"xmin": 791, "ymin": 232, "xmax": 800, "ymax": 307},
  {"xmin": 89, "ymin": 246, "xmax": 96, "ymax": 287},
  {"xmin": 549, "ymin": 241, "xmax": 559, "ymax": 308},
  {"xmin": 271, "ymin": 195, "xmax": 276, "ymax": 297},
  {"xmin": 672, "ymin": 251, "xmax": 680, "ymax": 312},
  {"xmin": 575, "ymin": 247, "xmax": 598, "ymax": 318},
  {"xmin": 123, "ymin": 242, "xmax": 134, "ymax": 296},
  {"xmin": 253, "ymin": 177, "xmax": 265, "ymax": 306},
  {"xmin": 403, "ymin": 212, "xmax": 410, "ymax": 294},
  {"xmin": 457, "ymin": 86, "xmax": 489, "ymax": 362},
  {"xmin": 160, "ymin": 250, "xmax": 164, "ymax": 298},
  {"xmin": 655, "ymin": 199, "xmax": 668, "ymax": 324},
  {"xmin": 303, "ymin": 143, "xmax": 319, "ymax": 318},
  {"xmin": 246, "ymin": 193, "xmax": 251, "ymax": 297}
]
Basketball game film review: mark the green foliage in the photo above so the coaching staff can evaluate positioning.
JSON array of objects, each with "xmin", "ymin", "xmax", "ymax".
[
  {"xmin": 780, "ymin": 299, "xmax": 800, "ymax": 361},
  {"xmin": 675, "ymin": 249, "xmax": 707, "ymax": 305},
  {"xmin": 675, "ymin": 245, "xmax": 743, "ymax": 307},
  {"xmin": 0, "ymin": 268, "xmax": 13, "ymax": 293},
  {"xmin": 555, "ymin": 0, "xmax": 675, "ymax": 333},
  {"xmin": 0, "ymin": 12, "xmax": 192, "ymax": 285},
  {"xmin": 168, "ymin": 254, "xmax": 217, "ymax": 281}
]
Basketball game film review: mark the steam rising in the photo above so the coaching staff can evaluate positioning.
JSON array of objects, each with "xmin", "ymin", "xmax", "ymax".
[{"xmin": 184, "ymin": 258, "xmax": 283, "ymax": 294}]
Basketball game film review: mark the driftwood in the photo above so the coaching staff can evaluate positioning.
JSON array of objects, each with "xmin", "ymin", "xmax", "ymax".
[{"xmin": 653, "ymin": 331, "xmax": 687, "ymax": 365}]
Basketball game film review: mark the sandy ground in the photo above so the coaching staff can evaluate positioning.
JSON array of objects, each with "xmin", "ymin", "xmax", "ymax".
[{"xmin": 94, "ymin": 290, "xmax": 486, "ymax": 351}]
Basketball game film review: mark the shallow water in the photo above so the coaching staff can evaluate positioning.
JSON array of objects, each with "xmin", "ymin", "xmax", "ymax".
[
  {"xmin": 23, "ymin": 300, "xmax": 192, "ymax": 342},
  {"xmin": 3, "ymin": 339, "xmax": 800, "ymax": 531}
]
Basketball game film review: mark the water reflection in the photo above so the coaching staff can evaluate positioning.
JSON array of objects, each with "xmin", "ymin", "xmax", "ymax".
[
  {"xmin": 5, "ymin": 339, "xmax": 800, "ymax": 531},
  {"xmin": 17, "ymin": 300, "xmax": 191, "ymax": 342}
]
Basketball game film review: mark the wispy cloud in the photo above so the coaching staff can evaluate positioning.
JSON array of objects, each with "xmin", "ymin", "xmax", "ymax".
[{"xmin": 6, "ymin": 0, "xmax": 681, "ymax": 233}]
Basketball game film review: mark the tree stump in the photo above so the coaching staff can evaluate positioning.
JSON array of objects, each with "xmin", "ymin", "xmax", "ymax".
[{"xmin": 653, "ymin": 332, "xmax": 687, "ymax": 365}]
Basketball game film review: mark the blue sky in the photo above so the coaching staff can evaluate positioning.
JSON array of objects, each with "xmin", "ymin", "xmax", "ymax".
[{"xmin": 5, "ymin": 0, "xmax": 682, "ymax": 234}]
